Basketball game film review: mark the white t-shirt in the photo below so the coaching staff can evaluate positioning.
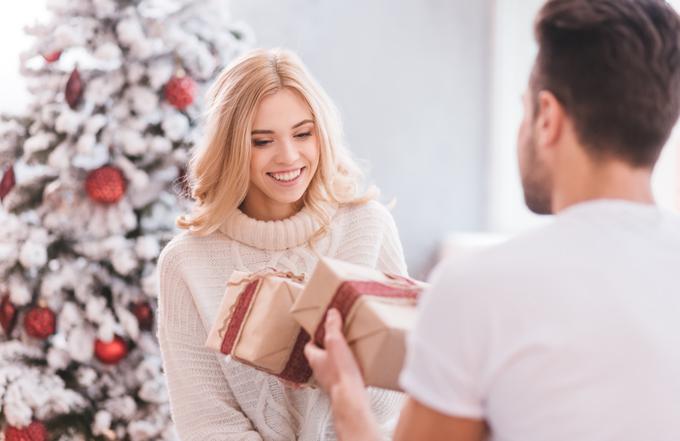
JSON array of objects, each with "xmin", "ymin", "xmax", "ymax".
[{"xmin": 400, "ymin": 200, "xmax": 680, "ymax": 441}]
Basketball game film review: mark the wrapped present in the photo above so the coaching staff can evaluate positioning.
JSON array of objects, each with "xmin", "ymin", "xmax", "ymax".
[
  {"xmin": 290, "ymin": 257, "xmax": 428, "ymax": 391},
  {"xmin": 205, "ymin": 270, "xmax": 313, "ymax": 384}
]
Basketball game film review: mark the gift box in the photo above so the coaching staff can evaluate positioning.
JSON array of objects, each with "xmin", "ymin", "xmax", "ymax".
[
  {"xmin": 290, "ymin": 257, "xmax": 428, "ymax": 391},
  {"xmin": 205, "ymin": 270, "xmax": 313, "ymax": 384}
]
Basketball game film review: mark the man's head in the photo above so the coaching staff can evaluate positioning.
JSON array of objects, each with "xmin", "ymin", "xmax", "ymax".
[{"xmin": 518, "ymin": 0, "xmax": 680, "ymax": 214}]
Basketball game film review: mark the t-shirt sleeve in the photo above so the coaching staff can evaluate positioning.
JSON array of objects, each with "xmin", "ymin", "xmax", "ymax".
[{"xmin": 399, "ymin": 259, "xmax": 493, "ymax": 419}]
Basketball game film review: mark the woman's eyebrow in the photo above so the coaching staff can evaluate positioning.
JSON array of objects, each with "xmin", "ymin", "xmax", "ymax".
[{"xmin": 251, "ymin": 119, "xmax": 314, "ymax": 135}]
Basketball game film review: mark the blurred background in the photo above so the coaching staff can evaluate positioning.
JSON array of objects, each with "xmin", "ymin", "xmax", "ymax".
[{"xmin": 2, "ymin": 0, "xmax": 678, "ymax": 278}]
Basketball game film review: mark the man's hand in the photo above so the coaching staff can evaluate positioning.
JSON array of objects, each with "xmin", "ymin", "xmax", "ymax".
[
  {"xmin": 304, "ymin": 308, "xmax": 381, "ymax": 441},
  {"xmin": 303, "ymin": 309, "xmax": 363, "ymax": 393}
]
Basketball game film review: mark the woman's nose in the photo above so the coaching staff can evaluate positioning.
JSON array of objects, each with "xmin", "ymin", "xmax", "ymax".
[{"xmin": 276, "ymin": 138, "xmax": 300, "ymax": 164}]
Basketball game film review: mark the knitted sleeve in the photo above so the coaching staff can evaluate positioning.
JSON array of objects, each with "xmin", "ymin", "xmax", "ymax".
[
  {"xmin": 156, "ymin": 240, "xmax": 263, "ymax": 441},
  {"xmin": 375, "ymin": 205, "xmax": 409, "ymax": 277}
]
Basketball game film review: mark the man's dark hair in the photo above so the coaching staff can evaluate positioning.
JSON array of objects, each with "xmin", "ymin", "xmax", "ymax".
[{"xmin": 532, "ymin": 0, "xmax": 680, "ymax": 166}]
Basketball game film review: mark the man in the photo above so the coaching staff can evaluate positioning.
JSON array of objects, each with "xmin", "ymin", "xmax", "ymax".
[{"xmin": 304, "ymin": 0, "xmax": 680, "ymax": 440}]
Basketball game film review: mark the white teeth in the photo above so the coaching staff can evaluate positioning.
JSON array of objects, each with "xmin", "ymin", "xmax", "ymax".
[{"xmin": 270, "ymin": 168, "xmax": 302, "ymax": 182}]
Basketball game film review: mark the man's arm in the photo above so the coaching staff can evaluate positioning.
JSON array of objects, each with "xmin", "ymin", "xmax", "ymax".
[
  {"xmin": 394, "ymin": 398, "xmax": 487, "ymax": 441},
  {"xmin": 305, "ymin": 309, "xmax": 487, "ymax": 441}
]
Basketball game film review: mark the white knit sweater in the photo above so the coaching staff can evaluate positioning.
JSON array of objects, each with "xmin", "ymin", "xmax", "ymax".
[{"xmin": 156, "ymin": 200, "xmax": 408, "ymax": 441}]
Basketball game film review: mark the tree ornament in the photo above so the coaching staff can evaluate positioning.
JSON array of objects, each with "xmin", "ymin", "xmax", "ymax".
[
  {"xmin": 24, "ymin": 305, "xmax": 56, "ymax": 340},
  {"xmin": 164, "ymin": 74, "xmax": 196, "ymax": 110},
  {"xmin": 131, "ymin": 301, "xmax": 153, "ymax": 331},
  {"xmin": 0, "ymin": 294, "xmax": 17, "ymax": 335},
  {"xmin": 85, "ymin": 165, "xmax": 126, "ymax": 204},
  {"xmin": 95, "ymin": 335, "xmax": 128, "ymax": 365},
  {"xmin": 4, "ymin": 420, "xmax": 48, "ymax": 441},
  {"xmin": 65, "ymin": 67, "xmax": 84, "ymax": 109},
  {"xmin": 0, "ymin": 164, "xmax": 16, "ymax": 202},
  {"xmin": 43, "ymin": 51, "xmax": 62, "ymax": 63}
]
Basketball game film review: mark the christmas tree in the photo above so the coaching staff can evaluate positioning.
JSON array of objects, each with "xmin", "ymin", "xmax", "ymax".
[{"xmin": 0, "ymin": 0, "xmax": 252, "ymax": 439}]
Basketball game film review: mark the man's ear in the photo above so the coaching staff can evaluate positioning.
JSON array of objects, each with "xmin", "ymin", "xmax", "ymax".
[{"xmin": 535, "ymin": 90, "xmax": 565, "ymax": 153}]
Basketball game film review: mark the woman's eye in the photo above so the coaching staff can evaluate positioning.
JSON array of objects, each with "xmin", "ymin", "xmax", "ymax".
[
  {"xmin": 295, "ymin": 132, "xmax": 312, "ymax": 139},
  {"xmin": 253, "ymin": 139, "xmax": 272, "ymax": 147}
]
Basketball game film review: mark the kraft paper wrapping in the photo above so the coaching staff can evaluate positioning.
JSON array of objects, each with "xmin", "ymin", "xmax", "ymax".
[
  {"xmin": 290, "ymin": 257, "xmax": 428, "ymax": 391},
  {"xmin": 205, "ymin": 270, "xmax": 312, "ymax": 383}
]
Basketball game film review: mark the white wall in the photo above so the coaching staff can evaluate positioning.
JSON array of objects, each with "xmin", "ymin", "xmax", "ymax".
[{"xmin": 231, "ymin": 0, "xmax": 492, "ymax": 278}]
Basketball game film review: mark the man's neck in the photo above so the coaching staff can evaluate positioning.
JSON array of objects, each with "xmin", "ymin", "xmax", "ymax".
[{"xmin": 552, "ymin": 159, "xmax": 655, "ymax": 213}]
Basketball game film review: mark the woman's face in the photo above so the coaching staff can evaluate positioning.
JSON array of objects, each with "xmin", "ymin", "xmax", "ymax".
[{"xmin": 242, "ymin": 87, "xmax": 320, "ymax": 220}]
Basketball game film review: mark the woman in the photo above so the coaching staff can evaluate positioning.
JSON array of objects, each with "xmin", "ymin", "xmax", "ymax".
[{"xmin": 157, "ymin": 48, "xmax": 408, "ymax": 441}]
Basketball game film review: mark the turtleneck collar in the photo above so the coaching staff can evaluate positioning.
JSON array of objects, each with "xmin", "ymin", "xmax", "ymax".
[{"xmin": 217, "ymin": 203, "xmax": 337, "ymax": 250}]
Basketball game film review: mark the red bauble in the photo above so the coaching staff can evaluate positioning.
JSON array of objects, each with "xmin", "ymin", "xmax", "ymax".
[
  {"xmin": 85, "ymin": 165, "xmax": 126, "ymax": 204},
  {"xmin": 4, "ymin": 420, "xmax": 48, "ymax": 441},
  {"xmin": 0, "ymin": 294, "xmax": 17, "ymax": 335},
  {"xmin": 65, "ymin": 67, "xmax": 84, "ymax": 109},
  {"xmin": 164, "ymin": 75, "xmax": 196, "ymax": 110},
  {"xmin": 24, "ymin": 306, "xmax": 56, "ymax": 340},
  {"xmin": 95, "ymin": 335, "xmax": 128, "ymax": 365},
  {"xmin": 43, "ymin": 51, "xmax": 62, "ymax": 63},
  {"xmin": 131, "ymin": 301, "xmax": 153, "ymax": 331},
  {"xmin": 0, "ymin": 164, "xmax": 15, "ymax": 202}
]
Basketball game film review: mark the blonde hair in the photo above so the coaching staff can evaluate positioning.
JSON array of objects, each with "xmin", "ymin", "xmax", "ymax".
[{"xmin": 177, "ymin": 48, "xmax": 376, "ymax": 236}]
